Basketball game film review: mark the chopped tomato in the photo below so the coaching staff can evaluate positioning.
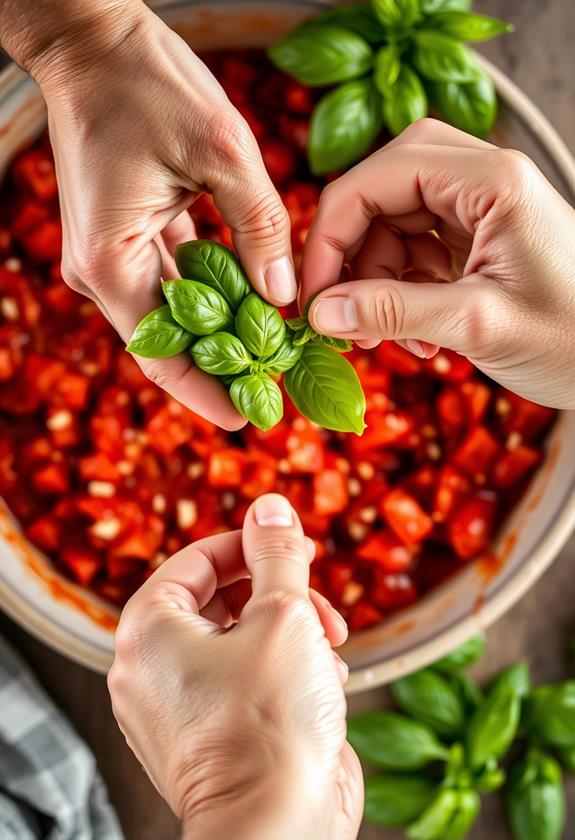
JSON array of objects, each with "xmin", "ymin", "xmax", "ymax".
[
  {"xmin": 377, "ymin": 341, "xmax": 423, "ymax": 375},
  {"xmin": 357, "ymin": 531, "xmax": 415, "ymax": 573},
  {"xmin": 433, "ymin": 465, "xmax": 472, "ymax": 522},
  {"xmin": 61, "ymin": 547, "xmax": 101, "ymax": 586},
  {"xmin": 313, "ymin": 469, "xmax": 348, "ymax": 516},
  {"xmin": 494, "ymin": 445, "xmax": 541, "ymax": 489},
  {"xmin": 381, "ymin": 488, "xmax": 434, "ymax": 544},
  {"xmin": 347, "ymin": 602, "xmax": 384, "ymax": 632},
  {"xmin": 448, "ymin": 492, "xmax": 497, "ymax": 560},
  {"xmin": 452, "ymin": 426, "xmax": 501, "ymax": 480}
]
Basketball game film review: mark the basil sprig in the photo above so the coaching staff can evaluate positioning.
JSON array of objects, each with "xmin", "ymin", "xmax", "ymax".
[
  {"xmin": 268, "ymin": 0, "xmax": 512, "ymax": 173},
  {"xmin": 506, "ymin": 750, "xmax": 565, "ymax": 840}
]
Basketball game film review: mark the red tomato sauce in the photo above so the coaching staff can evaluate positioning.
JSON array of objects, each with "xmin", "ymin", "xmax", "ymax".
[{"xmin": 0, "ymin": 50, "xmax": 556, "ymax": 631}]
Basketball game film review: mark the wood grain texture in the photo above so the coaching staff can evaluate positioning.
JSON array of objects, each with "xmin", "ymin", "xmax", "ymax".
[{"xmin": 1, "ymin": 1, "xmax": 574, "ymax": 838}]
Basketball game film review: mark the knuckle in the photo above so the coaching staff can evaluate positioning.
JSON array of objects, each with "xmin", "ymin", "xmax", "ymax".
[
  {"xmin": 113, "ymin": 606, "xmax": 148, "ymax": 666},
  {"xmin": 257, "ymin": 589, "xmax": 311, "ymax": 623},
  {"xmin": 235, "ymin": 191, "xmax": 290, "ymax": 243},
  {"xmin": 399, "ymin": 117, "xmax": 441, "ymax": 143},
  {"xmin": 458, "ymin": 282, "xmax": 508, "ymax": 350},
  {"xmin": 372, "ymin": 284, "xmax": 406, "ymax": 338},
  {"xmin": 495, "ymin": 148, "xmax": 539, "ymax": 203},
  {"xmin": 210, "ymin": 111, "xmax": 254, "ymax": 167}
]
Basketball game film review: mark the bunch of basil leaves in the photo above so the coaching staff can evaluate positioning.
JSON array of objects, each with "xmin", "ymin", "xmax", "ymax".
[
  {"xmin": 348, "ymin": 633, "xmax": 575, "ymax": 839},
  {"xmin": 127, "ymin": 240, "xmax": 366, "ymax": 434},
  {"xmin": 268, "ymin": 0, "xmax": 513, "ymax": 174}
]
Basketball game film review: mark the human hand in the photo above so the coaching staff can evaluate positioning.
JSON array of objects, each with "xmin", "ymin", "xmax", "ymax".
[
  {"xmin": 302, "ymin": 119, "xmax": 575, "ymax": 409},
  {"xmin": 16, "ymin": 0, "xmax": 295, "ymax": 430},
  {"xmin": 108, "ymin": 493, "xmax": 363, "ymax": 840}
]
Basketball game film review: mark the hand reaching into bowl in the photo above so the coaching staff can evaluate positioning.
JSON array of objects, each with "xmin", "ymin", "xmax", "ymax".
[
  {"xmin": 0, "ymin": 0, "xmax": 296, "ymax": 430},
  {"xmin": 303, "ymin": 119, "xmax": 575, "ymax": 409},
  {"xmin": 108, "ymin": 493, "xmax": 363, "ymax": 840}
]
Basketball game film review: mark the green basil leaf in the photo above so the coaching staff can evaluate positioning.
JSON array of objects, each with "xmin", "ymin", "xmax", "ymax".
[
  {"xmin": 229, "ymin": 373, "xmax": 283, "ymax": 431},
  {"xmin": 448, "ymin": 673, "xmax": 484, "ymax": 714},
  {"xmin": 433, "ymin": 634, "xmax": 486, "ymax": 673},
  {"xmin": 309, "ymin": 79, "xmax": 383, "ymax": 174},
  {"xmin": 347, "ymin": 711, "xmax": 449, "ymax": 770},
  {"xmin": 268, "ymin": 25, "xmax": 373, "ymax": 86},
  {"xmin": 507, "ymin": 750, "xmax": 565, "ymax": 840},
  {"xmin": 286, "ymin": 316, "xmax": 308, "ymax": 332},
  {"xmin": 383, "ymin": 65, "xmax": 428, "ymax": 136},
  {"xmin": 315, "ymin": 334, "xmax": 353, "ymax": 353},
  {"xmin": 373, "ymin": 0, "xmax": 422, "ymax": 31},
  {"xmin": 473, "ymin": 756, "xmax": 506, "ymax": 793},
  {"xmin": 466, "ymin": 685, "xmax": 521, "ymax": 769},
  {"xmin": 429, "ymin": 70, "xmax": 496, "ymax": 138},
  {"xmin": 191, "ymin": 332, "xmax": 252, "ymax": 376},
  {"xmin": 441, "ymin": 790, "xmax": 481, "ymax": 840},
  {"xmin": 162, "ymin": 280, "xmax": 233, "ymax": 335},
  {"xmin": 422, "ymin": 0, "xmax": 470, "ymax": 12},
  {"xmin": 300, "ymin": 5, "xmax": 387, "ymax": 44},
  {"xmin": 524, "ymin": 682, "xmax": 575, "ymax": 748},
  {"xmin": 413, "ymin": 31, "xmax": 481, "ymax": 81},
  {"xmin": 292, "ymin": 325, "xmax": 316, "ymax": 347},
  {"xmin": 406, "ymin": 788, "xmax": 459, "ymax": 840},
  {"xmin": 235, "ymin": 293, "xmax": 285, "ymax": 358},
  {"xmin": 285, "ymin": 343, "xmax": 366, "ymax": 435},
  {"xmin": 174, "ymin": 239, "xmax": 250, "ymax": 312},
  {"xmin": 428, "ymin": 11, "xmax": 513, "ymax": 41},
  {"xmin": 261, "ymin": 336, "xmax": 303, "ymax": 375},
  {"xmin": 391, "ymin": 669, "xmax": 465, "ymax": 738},
  {"xmin": 364, "ymin": 774, "xmax": 437, "ymax": 827},
  {"xmin": 488, "ymin": 662, "xmax": 531, "ymax": 700},
  {"xmin": 126, "ymin": 305, "xmax": 193, "ymax": 358},
  {"xmin": 374, "ymin": 43, "xmax": 402, "ymax": 96}
]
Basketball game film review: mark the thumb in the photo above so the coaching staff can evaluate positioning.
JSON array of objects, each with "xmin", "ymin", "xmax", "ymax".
[{"xmin": 308, "ymin": 275, "xmax": 506, "ymax": 355}]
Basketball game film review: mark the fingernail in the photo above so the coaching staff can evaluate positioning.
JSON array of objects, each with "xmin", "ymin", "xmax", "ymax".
[
  {"xmin": 313, "ymin": 297, "xmax": 358, "ymax": 333},
  {"xmin": 406, "ymin": 339, "xmax": 426, "ymax": 358},
  {"xmin": 264, "ymin": 257, "xmax": 297, "ymax": 304},
  {"xmin": 255, "ymin": 494, "xmax": 293, "ymax": 527}
]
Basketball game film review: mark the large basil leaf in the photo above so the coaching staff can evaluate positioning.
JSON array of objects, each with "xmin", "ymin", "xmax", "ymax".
[
  {"xmin": 300, "ymin": 5, "xmax": 386, "ymax": 44},
  {"xmin": 406, "ymin": 788, "xmax": 459, "ymax": 840},
  {"xmin": 347, "ymin": 711, "xmax": 449, "ymax": 770},
  {"xmin": 261, "ymin": 336, "xmax": 302, "ymax": 375},
  {"xmin": 374, "ymin": 43, "xmax": 402, "ymax": 97},
  {"xmin": 268, "ymin": 25, "xmax": 373, "ymax": 86},
  {"xmin": 229, "ymin": 373, "xmax": 283, "ymax": 431},
  {"xmin": 191, "ymin": 332, "xmax": 252, "ymax": 375},
  {"xmin": 422, "ymin": 0, "xmax": 470, "ymax": 12},
  {"xmin": 506, "ymin": 750, "xmax": 565, "ymax": 840},
  {"xmin": 126, "ymin": 305, "xmax": 193, "ymax": 358},
  {"xmin": 488, "ymin": 662, "xmax": 531, "ymax": 700},
  {"xmin": 432, "ymin": 633, "xmax": 486, "ymax": 673},
  {"xmin": 162, "ymin": 279, "xmax": 233, "ymax": 335},
  {"xmin": 310, "ymin": 79, "xmax": 383, "ymax": 174},
  {"xmin": 413, "ymin": 30, "xmax": 481, "ymax": 81},
  {"xmin": 383, "ymin": 65, "xmax": 428, "ymax": 136},
  {"xmin": 391, "ymin": 669, "xmax": 465, "ymax": 738},
  {"xmin": 364, "ymin": 774, "xmax": 437, "ymax": 827},
  {"xmin": 441, "ymin": 790, "xmax": 481, "ymax": 840},
  {"xmin": 430, "ymin": 71, "xmax": 496, "ymax": 137},
  {"xmin": 524, "ymin": 681, "xmax": 575, "ymax": 748},
  {"xmin": 373, "ymin": 0, "xmax": 422, "ymax": 30},
  {"xmin": 174, "ymin": 239, "xmax": 250, "ymax": 312},
  {"xmin": 428, "ymin": 11, "xmax": 512, "ymax": 41},
  {"xmin": 466, "ymin": 685, "xmax": 521, "ymax": 769},
  {"xmin": 285, "ymin": 343, "xmax": 366, "ymax": 435},
  {"xmin": 235, "ymin": 293, "xmax": 285, "ymax": 358}
]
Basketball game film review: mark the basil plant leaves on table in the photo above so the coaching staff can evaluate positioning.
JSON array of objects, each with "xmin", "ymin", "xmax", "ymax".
[
  {"xmin": 268, "ymin": 0, "xmax": 513, "ymax": 174},
  {"xmin": 127, "ymin": 239, "xmax": 366, "ymax": 434}
]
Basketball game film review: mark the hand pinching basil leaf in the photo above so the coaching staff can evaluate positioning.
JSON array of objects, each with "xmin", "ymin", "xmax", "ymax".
[
  {"xmin": 406, "ymin": 788, "xmax": 459, "ymax": 840},
  {"xmin": 347, "ymin": 712, "xmax": 449, "ymax": 770},
  {"xmin": 126, "ymin": 305, "xmax": 193, "ymax": 358},
  {"xmin": 524, "ymin": 681, "xmax": 575, "ymax": 748},
  {"xmin": 174, "ymin": 239, "xmax": 250, "ymax": 311},
  {"xmin": 191, "ymin": 333, "xmax": 252, "ymax": 376},
  {"xmin": 466, "ymin": 684, "xmax": 521, "ymax": 769},
  {"xmin": 162, "ymin": 279, "xmax": 233, "ymax": 335},
  {"xmin": 229, "ymin": 373, "xmax": 283, "ymax": 431},
  {"xmin": 413, "ymin": 30, "xmax": 481, "ymax": 82},
  {"xmin": 506, "ymin": 750, "xmax": 565, "ymax": 840},
  {"xmin": 391, "ymin": 668, "xmax": 465, "ymax": 738},
  {"xmin": 429, "ymin": 71, "xmax": 496, "ymax": 138},
  {"xmin": 235, "ymin": 293, "xmax": 285, "ymax": 358},
  {"xmin": 261, "ymin": 336, "xmax": 303, "ymax": 375},
  {"xmin": 432, "ymin": 633, "xmax": 486, "ymax": 673},
  {"xmin": 383, "ymin": 65, "xmax": 428, "ymax": 136},
  {"xmin": 372, "ymin": 0, "xmax": 422, "ymax": 31},
  {"xmin": 285, "ymin": 343, "xmax": 366, "ymax": 435},
  {"xmin": 364, "ymin": 774, "xmax": 437, "ymax": 827},
  {"xmin": 374, "ymin": 43, "xmax": 402, "ymax": 97},
  {"xmin": 300, "ymin": 4, "xmax": 386, "ymax": 44},
  {"xmin": 428, "ymin": 11, "xmax": 513, "ymax": 42},
  {"xmin": 268, "ymin": 25, "xmax": 373, "ymax": 87}
]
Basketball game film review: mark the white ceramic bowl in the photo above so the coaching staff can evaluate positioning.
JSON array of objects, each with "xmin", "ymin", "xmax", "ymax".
[{"xmin": 1, "ymin": 1, "xmax": 575, "ymax": 692}]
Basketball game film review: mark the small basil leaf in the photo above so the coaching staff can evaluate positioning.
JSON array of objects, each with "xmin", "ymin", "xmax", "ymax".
[
  {"xmin": 391, "ymin": 669, "xmax": 465, "ymax": 738},
  {"xmin": 428, "ymin": 11, "xmax": 513, "ymax": 41},
  {"xmin": 448, "ymin": 672, "xmax": 483, "ymax": 714},
  {"xmin": 507, "ymin": 750, "xmax": 565, "ymax": 840},
  {"xmin": 235, "ymin": 293, "xmax": 286, "ymax": 358},
  {"xmin": 285, "ymin": 343, "xmax": 366, "ymax": 435},
  {"xmin": 524, "ymin": 681, "xmax": 575, "ymax": 748},
  {"xmin": 441, "ymin": 790, "xmax": 481, "ymax": 840},
  {"xmin": 315, "ymin": 334, "xmax": 353, "ymax": 353},
  {"xmin": 174, "ymin": 239, "xmax": 250, "ymax": 312},
  {"xmin": 466, "ymin": 685, "xmax": 521, "ymax": 769},
  {"xmin": 488, "ymin": 662, "xmax": 531, "ymax": 700},
  {"xmin": 374, "ymin": 44, "xmax": 402, "ymax": 97},
  {"xmin": 268, "ymin": 25, "xmax": 373, "ymax": 87},
  {"xmin": 261, "ymin": 337, "xmax": 303, "ymax": 375},
  {"xmin": 422, "ymin": 0, "xmax": 470, "ymax": 12},
  {"xmin": 429, "ymin": 69, "xmax": 496, "ymax": 138},
  {"xmin": 473, "ymin": 757, "xmax": 506, "ymax": 793},
  {"xmin": 383, "ymin": 65, "xmax": 428, "ymax": 136},
  {"xmin": 413, "ymin": 30, "xmax": 481, "ymax": 82},
  {"xmin": 373, "ymin": 0, "xmax": 422, "ymax": 31},
  {"xmin": 310, "ymin": 79, "xmax": 383, "ymax": 174},
  {"xmin": 300, "ymin": 4, "xmax": 387, "ymax": 44},
  {"xmin": 162, "ymin": 279, "xmax": 233, "ymax": 335},
  {"xmin": 286, "ymin": 316, "xmax": 308, "ymax": 331},
  {"xmin": 347, "ymin": 711, "xmax": 449, "ymax": 770},
  {"xmin": 432, "ymin": 634, "xmax": 486, "ymax": 673},
  {"xmin": 293, "ymin": 325, "xmax": 315, "ymax": 347},
  {"xmin": 406, "ymin": 788, "xmax": 459, "ymax": 840},
  {"xmin": 364, "ymin": 774, "xmax": 437, "ymax": 827},
  {"xmin": 191, "ymin": 332, "xmax": 252, "ymax": 376},
  {"xmin": 126, "ymin": 305, "xmax": 193, "ymax": 358},
  {"xmin": 229, "ymin": 373, "xmax": 283, "ymax": 431}
]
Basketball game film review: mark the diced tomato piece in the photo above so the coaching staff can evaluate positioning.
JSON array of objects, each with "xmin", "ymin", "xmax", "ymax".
[
  {"xmin": 381, "ymin": 487, "xmax": 434, "ymax": 544},
  {"xmin": 460, "ymin": 381, "xmax": 491, "ymax": 424},
  {"xmin": 261, "ymin": 139, "xmax": 297, "ymax": 183},
  {"xmin": 494, "ymin": 445, "xmax": 541, "ymax": 489},
  {"xmin": 437, "ymin": 387, "xmax": 466, "ymax": 434},
  {"xmin": 313, "ymin": 468, "xmax": 349, "ymax": 516},
  {"xmin": 284, "ymin": 79, "xmax": 315, "ymax": 114},
  {"xmin": 0, "ymin": 270, "xmax": 40, "ymax": 327},
  {"xmin": 353, "ymin": 353, "xmax": 392, "ymax": 393},
  {"xmin": 52, "ymin": 371, "xmax": 90, "ymax": 410},
  {"xmin": 106, "ymin": 556, "xmax": 143, "ymax": 580},
  {"xmin": 43, "ymin": 282, "xmax": 80, "ymax": 315},
  {"xmin": 349, "ymin": 409, "xmax": 414, "ymax": 456},
  {"xmin": 26, "ymin": 515, "xmax": 61, "ymax": 553},
  {"xmin": 377, "ymin": 341, "xmax": 423, "ymax": 375},
  {"xmin": 46, "ymin": 407, "xmax": 82, "ymax": 449},
  {"xmin": 11, "ymin": 201, "xmax": 48, "ymax": 237},
  {"xmin": 371, "ymin": 570, "xmax": 417, "ymax": 610},
  {"xmin": 0, "ymin": 227, "xmax": 12, "ymax": 254},
  {"xmin": 433, "ymin": 465, "xmax": 472, "ymax": 522},
  {"xmin": 282, "ymin": 478, "xmax": 331, "ymax": 536},
  {"xmin": 24, "ymin": 354, "xmax": 66, "ymax": 398},
  {"xmin": 357, "ymin": 530, "xmax": 415, "ymax": 573},
  {"xmin": 448, "ymin": 492, "xmax": 497, "ymax": 560},
  {"xmin": 424, "ymin": 350, "xmax": 474, "ymax": 382},
  {"xmin": 452, "ymin": 426, "xmax": 501, "ymax": 480},
  {"xmin": 61, "ymin": 547, "xmax": 101, "ymax": 586},
  {"xmin": 146, "ymin": 402, "xmax": 193, "ymax": 455},
  {"xmin": 347, "ymin": 602, "xmax": 384, "ymax": 632},
  {"xmin": 78, "ymin": 452, "xmax": 120, "ymax": 483},
  {"xmin": 112, "ymin": 526, "xmax": 163, "ymax": 560},
  {"xmin": 405, "ymin": 466, "xmax": 437, "ymax": 507},
  {"xmin": 498, "ymin": 390, "xmax": 556, "ymax": 441},
  {"xmin": 31, "ymin": 462, "xmax": 69, "ymax": 494},
  {"xmin": 325, "ymin": 559, "xmax": 355, "ymax": 598},
  {"xmin": 115, "ymin": 351, "xmax": 151, "ymax": 392},
  {"xmin": 242, "ymin": 454, "xmax": 277, "ymax": 499},
  {"xmin": 0, "ymin": 346, "xmax": 15, "ymax": 380},
  {"xmin": 21, "ymin": 220, "xmax": 62, "ymax": 262},
  {"xmin": 208, "ymin": 448, "xmax": 247, "ymax": 488},
  {"xmin": 286, "ymin": 420, "xmax": 325, "ymax": 473},
  {"xmin": 11, "ymin": 149, "xmax": 58, "ymax": 201}
]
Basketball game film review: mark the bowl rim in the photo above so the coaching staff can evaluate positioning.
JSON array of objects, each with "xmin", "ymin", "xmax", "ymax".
[{"xmin": 1, "ymin": 39, "xmax": 575, "ymax": 688}]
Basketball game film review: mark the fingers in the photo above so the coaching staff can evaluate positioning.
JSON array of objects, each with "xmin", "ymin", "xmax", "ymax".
[
  {"xmin": 309, "ymin": 589, "xmax": 349, "ymax": 649},
  {"xmin": 162, "ymin": 210, "xmax": 197, "ymax": 258}
]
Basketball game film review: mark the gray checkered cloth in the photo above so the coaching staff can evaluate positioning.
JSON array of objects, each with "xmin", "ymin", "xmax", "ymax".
[{"xmin": 0, "ymin": 636, "xmax": 122, "ymax": 839}]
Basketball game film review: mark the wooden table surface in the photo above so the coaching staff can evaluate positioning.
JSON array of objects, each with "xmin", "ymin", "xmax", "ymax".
[{"xmin": 1, "ymin": 1, "xmax": 574, "ymax": 838}]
